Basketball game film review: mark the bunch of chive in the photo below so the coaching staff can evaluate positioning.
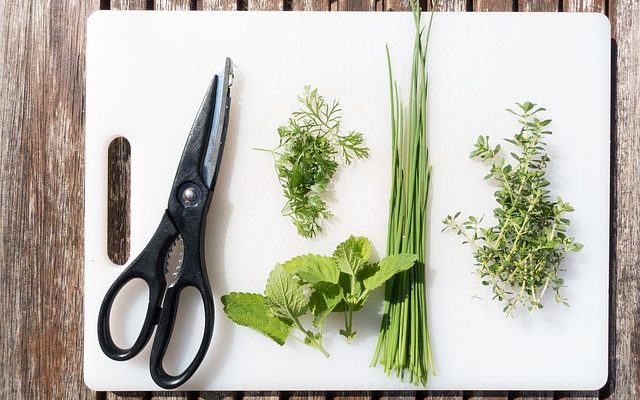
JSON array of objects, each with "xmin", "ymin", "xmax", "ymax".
[{"xmin": 371, "ymin": 1, "xmax": 436, "ymax": 386}]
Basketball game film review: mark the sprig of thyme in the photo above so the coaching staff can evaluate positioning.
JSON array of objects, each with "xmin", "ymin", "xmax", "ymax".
[
  {"xmin": 443, "ymin": 102, "xmax": 583, "ymax": 315},
  {"xmin": 260, "ymin": 87, "xmax": 369, "ymax": 238}
]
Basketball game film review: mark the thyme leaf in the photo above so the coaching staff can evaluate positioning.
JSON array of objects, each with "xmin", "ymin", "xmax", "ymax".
[{"xmin": 443, "ymin": 102, "xmax": 583, "ymax": 316}]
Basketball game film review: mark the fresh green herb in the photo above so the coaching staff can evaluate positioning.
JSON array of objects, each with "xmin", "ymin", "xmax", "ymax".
[
  {"xmin": 371, "ymin": 1, "xmax": 436, "ymax": 386},
  {"xmin": 256, "ymin": 87, "xmax": 369, "ymax": 238},
  {"xmin": 222, "ymin": 236, "xmax": 417, "ymax": 356},
  {"xmin": 442, "ymin": 102, "xmax": 583, "ymax": 315}
]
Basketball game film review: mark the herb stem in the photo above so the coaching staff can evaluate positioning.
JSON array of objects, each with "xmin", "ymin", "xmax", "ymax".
[{"xmin": 293, "ymin": 317, "xmax": 329, "ymax": 357}]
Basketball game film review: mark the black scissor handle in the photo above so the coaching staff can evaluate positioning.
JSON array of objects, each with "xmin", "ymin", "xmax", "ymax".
[
  {"xmin": 97, "ymin": 212, "xmax": 178, "ymax": 361},
  {"xmin": 149, "ymin": 256, "xmax": 215, "ymax": 389}
]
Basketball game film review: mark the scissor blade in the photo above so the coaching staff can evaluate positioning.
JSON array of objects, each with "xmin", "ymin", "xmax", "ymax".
[
  {"xmin": 202, "ymin": 57, "xmax": 233, "ymax": 190},
  {"xmin": 170, "ymin": 58, "xmax": 233, "ymax": 194}
]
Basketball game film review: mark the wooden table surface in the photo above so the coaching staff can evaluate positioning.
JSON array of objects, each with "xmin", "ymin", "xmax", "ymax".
[{"xmin": 1, "ymin": 0, "xmax": 637, "ymax": 399}]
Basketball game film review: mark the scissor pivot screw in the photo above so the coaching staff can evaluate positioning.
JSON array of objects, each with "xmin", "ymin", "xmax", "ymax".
[{"xmin": 179, "ymin": 183, "xmax": 201, "ymax": 208}]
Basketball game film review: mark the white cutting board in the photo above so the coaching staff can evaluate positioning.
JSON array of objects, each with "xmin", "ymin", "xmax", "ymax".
[{"xmin": 84, "ymin": 11, "xmax": 610, "ymax": 391}]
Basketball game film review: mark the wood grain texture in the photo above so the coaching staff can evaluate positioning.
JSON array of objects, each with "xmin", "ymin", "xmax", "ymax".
[
  {"xmin": 155, "ymin": 0, "xmax": 195, "ymax": 9},
  {"xmin": 291, "ymin": 0, "xmax": 330, "ymax": 10},
  {"xmin": 554, "ymin": 392, "xmax": 599, "ymax": 400},
  {"xmin": 605, "ymin": 0, "xmax": 640, "ymax": 399},
  {"xmin": 106, "ymin": 392, "xmax": 149, "ymax": 399},
  {"xmin": 0, "ymin": 0, "xmax": 99, "ymax": 399},
  {"xmin": 200, "ymin": 0, "xmax": 239, "ymax": 10},
  {"xmin": 562, "ymin": 0, "xmax": 604, "ymax": 12},
  {"xmin": 0, "ymin": 0, "xmax": 99, "ymax": 398},
  {"xmin": 421, "ymin": 391, "xmax": 460, "ymax": 400},
  {"xmin": 437, "ymin": 0, "xmax": 467, "ymax": 11},
  {"xmin": 289, "ymin": 392, "xmax": 327, "ymax": 400},
  {"xmin": 111, "ymin": 0, "xmax": 150, "ymax": 9},
  {"xmin": 150, "ymin": 391, "xmax": 190, "ymax": 399},
  {"xmin": 243, "ymin": 392, "xmax": 280, "ymax": 400},
  {"xmin": 334, "ymin": 391, "xmax": 374, "ymax": 400},
  {"xmin": 380, "ymin": 391, "xmax": 414, "ymax": 400},
  {"xmin": 608, "ymin": 0, "xmax": 616, "ymax": 39},
  {"xmin": 107, "ymin": 137, "xmax": 131, "ymax": 265},
  {"xmin": 384, "ymin": 0, "xmax": 410, "ymax": 11},
  {"xmin": 473, "ymin": 0, "xmax": 513, "ymax": 11},
  {"xmin": 337, "ymin": 0, "xmax": 376, "ymax": 11},
  {"xmin": 467, "ymin": 391, "xmax": 507, "ymax": 400},
  {"xmin": 517, "ymin": 0, "xmax": 559, "ymax": 11},
  {"xmin": 248, "ymin": 0, "xmax": 284, "ymax": 10},
  {"xmin": 510, "ymin": 393, "xmax": 554, "ymax": 400},
  {"xmin": 0, "ymin": 0, "xmax": 629, "ymax": 399},
  {"xmin": 199, "ymin": 393, "xmax": 236, "ymax": 400}
]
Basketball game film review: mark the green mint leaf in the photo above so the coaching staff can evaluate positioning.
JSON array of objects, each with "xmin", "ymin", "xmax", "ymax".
[
  {"xmin": 264, "ymin": 264, "xmax": 308, "ymax": 325},
  {"xmin": 333, "ymin": 236, "xmax": 372, "ymax": 276},
  {"xmin": 309, "ymin": 282, "xmax": 344, "ymax": 328},
  {"xmin": 363, "ymin": 253, "xmax": 419, "ymax": 291},
  {"xmin": 221, "ymin": 292, "xmax": 291, "ymax": 345},
  {"xmin": 283, "ymin": 254, "xmax": 340, "ymax": 285}
]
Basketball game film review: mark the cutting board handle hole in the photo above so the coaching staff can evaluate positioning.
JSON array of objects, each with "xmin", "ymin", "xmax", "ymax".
[{"xmin": 107, "ymin": 136, "xmax": 131, "ymax": 265}]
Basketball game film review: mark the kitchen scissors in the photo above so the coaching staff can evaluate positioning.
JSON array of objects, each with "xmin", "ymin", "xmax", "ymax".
[{"xmin": 97, "ymin": 58, "xmax": 233, "ymax": 389}]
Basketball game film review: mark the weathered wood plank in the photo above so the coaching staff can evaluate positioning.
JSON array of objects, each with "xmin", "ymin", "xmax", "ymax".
[
  {"xmin": 248, "ymin": 0, "xmax": 284, "ymax": 10},
  {"xmin": 384, "ymin": 0, "xmax": 410, "ymax": 11},
  {"xmin": 199, "ymin": 393, "xmax": 235, "ymax": 400},
  {"xmin": 510, "ymin": 393, "xmax": 554, "ymax": 400},
  {"xmin": 150, "ymin": 392, "xmax": 190, "ymax": 399},
  {"xmin": 608, "ymin": 0, "xmax": 616, "ymax": 39},
  {"xmin": 436, "ymin": 0, "xmax": 467, "ymax": 11},
  {"xmin": 107, "ymin": 137, "xmax": 131, "ymax": 265},
  {"xmin": 473, "ymin": 0, "xmax": 513, "ymax": 11},
  {"xmin": 289, "ymin": 392, "xmax": 327, "ymax": 400},
  {"xmin": 554, "ymin": 392, "xmax": 599, "ymax": 400},
  {"xmin": 155, "ymin": 0, "xmax": 195, "ymax": 9},
  {"xmin": 243, "ymin": 392, "xmax": 280, "ymax": 400},
  {"xmin": 467, "ymin": 391, "xmax": 508, "ymax": 400},
  {"xmin": 601, "ymin": 0, "xmax": 640, "ymax": 399},
  {"xmin": 0, "ymin": 0, "xmax": 99, "ymax": 399},
  {"xmin": 291, "ymin": 0, "xmax": 330, "ymax": 10},
  {"xmin": 380, "ymin": 391, "xmax": 414, "ymax": 400},
  {"xmin": 0, "ymin": 0, "xmax": 99, "ymax": 398},
  {"xmin": 111, "ymin": 0, "xmax": 150, "ymax": 9},
  {"xmin": 562, "ymin": 0, "xmax": 604, "ymax": 12},
  {"xmin": 337, "ymin": 0, "xmax": 376, "ymax": 10},
  {"xmin": 200, "ymin": 0, "xmax": 239, "ymax": 9},
  {"xmin": 107, "ymin": 393, "xmax": 149, "ymax": 400},
  {"xmin": 517, "ymin": 0, "xmax": 559, "ymax": 11},
  {"xmin": 422, "ymin": 391, "xmax": 459, "ymax": 400},
  {"xmin": 334, "ymin": 391, "xmax": 374, "ymax": 400}
]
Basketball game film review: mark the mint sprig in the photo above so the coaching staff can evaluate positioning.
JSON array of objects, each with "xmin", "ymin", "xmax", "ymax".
[{"xmin": 221, "ymin": 236, "xmax": 417, "ymax": 356}]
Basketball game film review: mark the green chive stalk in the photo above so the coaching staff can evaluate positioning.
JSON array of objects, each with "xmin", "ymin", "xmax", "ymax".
[{"xmin": 371, "ymin": 1, "xmax": 436, "ymax": 386}]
